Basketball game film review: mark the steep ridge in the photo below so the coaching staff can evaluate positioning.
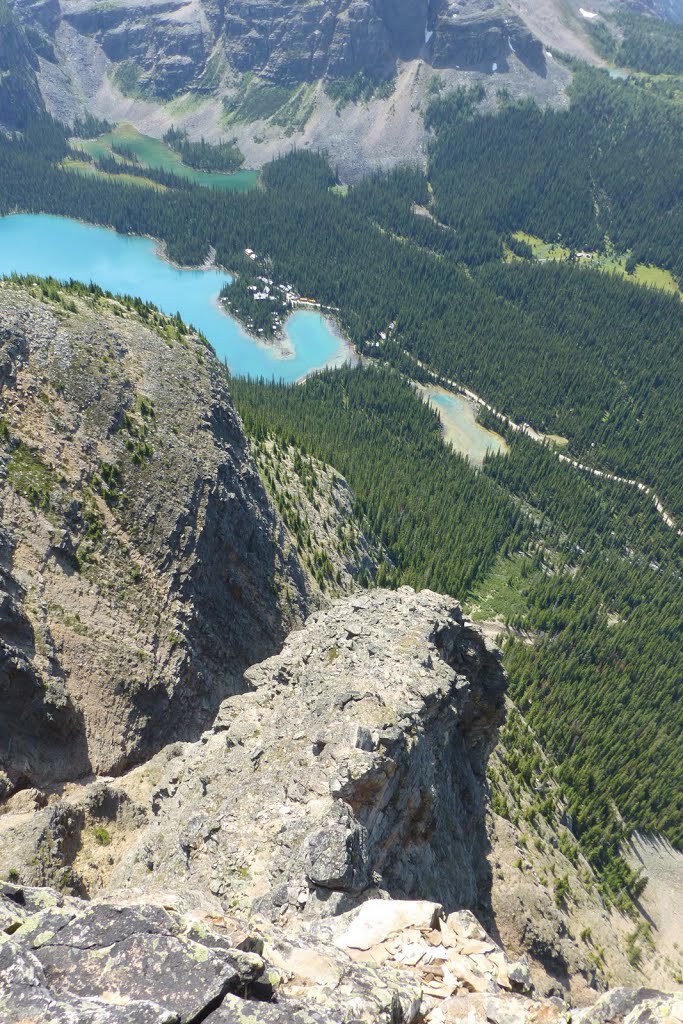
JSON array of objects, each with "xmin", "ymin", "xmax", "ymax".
[
  {"xmin": 0, "ymin": 589, "xmax": 680, "ymax": 1021},
  {"xmin": 0, "ymin": 278, "xmax": 313, "ymax": 795},
  {"xmin": 0, "ymin": 588, "xmax": 506, "ymax": 916}
]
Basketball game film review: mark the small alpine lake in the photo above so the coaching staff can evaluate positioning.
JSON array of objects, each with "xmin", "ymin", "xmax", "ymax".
[
  {"xmin": 71, "ymin": 123, "xmax": 260, "ymax": 192},
  {"xmin": 419, "ymin": 385, "xmax": 508, "ymax": 466},
  {"xmin": 0, "ymin": 214, "xmax": 354, "ymax": 383}
]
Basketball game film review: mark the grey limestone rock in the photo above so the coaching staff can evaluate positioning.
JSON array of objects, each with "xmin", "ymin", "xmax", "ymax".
[
  {"xmin": 9, "ymin": 0, "xmax": 546, "ymax": 104},
  {"xmin": 0, "ymin": 587, "xmax": 505, "ymax": 920},
  {"xmin": 431, "ymin": 0, "xmax": 545, "ymax": 74},
  {"xmin": 80, "ymin": 588, "xmax": 507, "ymax": 925},
  {"xmin": 0, "ymin": 282, "xmax": 311, "ymax": 796}
]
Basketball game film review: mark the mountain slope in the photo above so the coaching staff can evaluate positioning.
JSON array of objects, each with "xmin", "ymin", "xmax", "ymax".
[
  {"xmin": 0, "ymin": 277, "xmax": 312, "ymax": 794},
  {"xmin": 6, "ymin": 0, "xmax": 582, "ymax": 178},
  {"xmin": 0, "ymin": 0, "xmax": 45, "ymax": 131}
]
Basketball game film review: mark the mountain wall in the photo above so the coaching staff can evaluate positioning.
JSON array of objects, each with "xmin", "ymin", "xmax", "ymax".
[
  {"xmin": 431, "ymin": 1, "xmax": 546, "ymax": 74},
  {"xmin": 0, "ymin": 279, "xmax": 312, "ymax": 796},
  {"xmin": 9, "ymin": 0, "xmax": 549, "ymax": 102}
]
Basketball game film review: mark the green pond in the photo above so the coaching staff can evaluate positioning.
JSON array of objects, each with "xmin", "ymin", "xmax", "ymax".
[{"xmin": 73, "ymin": 124, "xmax": 259, "ymax": 191}]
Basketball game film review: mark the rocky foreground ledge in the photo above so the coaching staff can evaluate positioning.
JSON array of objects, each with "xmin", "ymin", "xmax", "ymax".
[
  {"xmin": 1, "ymin": 883, "xmax": 680, "ymax": 1024},
  {"xmin": 0, "ymin": 589, "xmax": 680, "ymax": 1022}
]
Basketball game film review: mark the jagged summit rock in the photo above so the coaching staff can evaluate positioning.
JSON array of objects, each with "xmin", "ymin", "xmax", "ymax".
[
  {"xmin": 107, "ymin": 587, "xmax": 506, "ymax": 920},
  {"xmin": 0, "ymin": 587, "xmax": 505, "ymax": 918}
]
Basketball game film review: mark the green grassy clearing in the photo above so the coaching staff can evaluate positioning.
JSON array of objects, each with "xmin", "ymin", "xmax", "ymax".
[
  {"xmin": 222, "ymin": 75, "xmax": 317, "ymax": 133},
  {"xmin": 223, "ymin": 76, "xmax": 296, "ymax": 124},
  {"xmin": 7, "ymin": 441, "xmax": 55, "ymax": 509},
  {"xmin": 542, "ymin": 433, "xmax": 570, "ymax": 449},
  {"xmin": 464, "ymin": 552, "xmax": 541, "ymax": 623},
  {"xmin": 510, "ymin": 230, "xmax": 681, "ymax": 297},
  {"xmin": 61, "ymin": 157, "xmax": 168, "ymax": 190}
]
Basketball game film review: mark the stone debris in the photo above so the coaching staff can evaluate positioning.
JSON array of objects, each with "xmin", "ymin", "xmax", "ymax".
[
  {"xmin": 2, "ymin": 885, "xmax": 679, "ymax": 1024},
  {"xmin": 0, "ymin": 884, "xmax": 424, "ymax": 1023},
  {"xmin": 325, "ymin": 900, "xmax": 535, "ymax": 1014}
]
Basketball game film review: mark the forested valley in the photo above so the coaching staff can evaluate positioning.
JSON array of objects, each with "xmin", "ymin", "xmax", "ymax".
[
  {"xmin": 1, "ymin": 70, "xmax": 680, "ymax": 515},
  {"xmin": 0, "ymin": 57, "xmax": 681, "ymax": 913},
  {"xmin": 231, "ymin": 365, "xmax": 682, "ymax": 911}
]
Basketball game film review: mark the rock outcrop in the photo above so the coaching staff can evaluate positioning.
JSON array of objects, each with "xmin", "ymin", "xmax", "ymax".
[
  {"xmin": 2, "ymin": 883, "xmax": 681, "ymax": 1022},
  {"xmin": 0, "ymin": 588, "xmax": 505, "ymax": 918},
  {"xmin": 0, "ymin": 280, "xmax": 311, "ymax": 795}
]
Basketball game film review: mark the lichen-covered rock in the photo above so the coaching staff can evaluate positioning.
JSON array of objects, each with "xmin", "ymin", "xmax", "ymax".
[
  {"xmin": 573, "ymin": 988, "xmax": 683, "ymax": 1024},
  {"xmin": 0, "ymin": 936, "xmax": 180, "ymax": 1023},
  {"xmin": 89, "ymin": 587, "xmax": 507, "ymax": 922},
  {"xmin": 3, "ymin": 899, "xmax": 240, "ymax": 1022},
  {"xmin": 0, "ymin": 887, "xmax": 425, "ymax": 1023},
  {"xmin": 1, "ymin": 885, "xmax": 678, "ymax": 1024}
]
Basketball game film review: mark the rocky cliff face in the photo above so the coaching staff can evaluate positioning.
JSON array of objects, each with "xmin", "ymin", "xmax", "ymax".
[
  {"xmin": 0, "ymin": 280, "xmax": 312, "ymax": 797},
  {"xmin": 9, "ymin": 0, "xmax": 547, "ymax": 103},
  {"xmin": 430, "ymin": 0, "xmax": 546, "ymax": 74},
  {"xmin": 0, "ymin": 588, "xmax": 679, "ymax": 1022}
]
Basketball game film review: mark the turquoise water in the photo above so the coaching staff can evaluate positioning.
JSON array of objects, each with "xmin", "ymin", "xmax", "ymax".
[
  {"xmin": 422, "ymin": 387, "xmax": 507, "ymax": 466},
  {"xmin": 0, "ymin": 214, "xmax": 351, "ymax": 382}
]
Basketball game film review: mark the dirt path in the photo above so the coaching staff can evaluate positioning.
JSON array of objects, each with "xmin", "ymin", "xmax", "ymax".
[{"xmin": 410, "ymin": 356, "xmax": 681, "ymax": 535}]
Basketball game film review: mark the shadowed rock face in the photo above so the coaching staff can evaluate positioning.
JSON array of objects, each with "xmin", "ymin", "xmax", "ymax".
[
  {"xmin": 0, "ymin": 282, "xmax": 311, "ymax": 795},
  {"xmin": 430, "ymin": 0, "xmax": 546, "ymax": 74},
  {"xmin": 0, "ymin": 1, "xmax": 45, "ymax": 130},
  {"xmin": 9, "ymin": 0, "xmax": 545, "ymax": 100}
]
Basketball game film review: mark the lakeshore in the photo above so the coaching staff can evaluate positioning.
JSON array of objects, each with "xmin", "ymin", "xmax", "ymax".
[
  {"xmin": 0, "ymin": 213, "xmax": 353, "ymax": 383},
  {"xmin": 416, "ymin": 384, "xmax": 508, "ymax": 466}
]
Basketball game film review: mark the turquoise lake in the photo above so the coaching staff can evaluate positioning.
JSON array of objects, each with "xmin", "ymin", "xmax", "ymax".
[
  {"xmin": 0, "ymin": 214, "xmax": 353, "ymax": 382},
  {"xmin": 420, "ymin": 386, "xmax": 508, "ymax": 466}
]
